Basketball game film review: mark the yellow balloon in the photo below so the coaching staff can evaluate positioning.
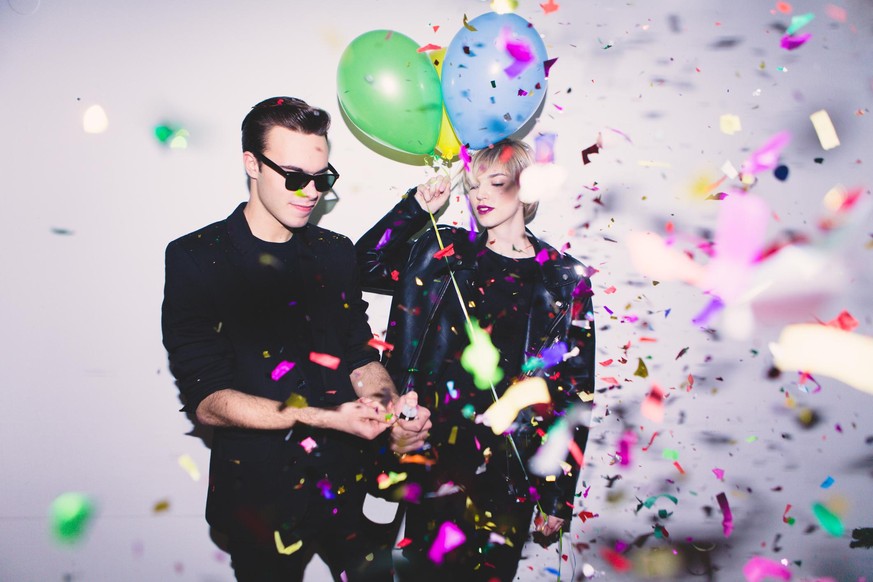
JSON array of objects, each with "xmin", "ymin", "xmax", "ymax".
[{"xmin": 431, "ymin": 48, "xmax": 461, "ymax": 161}]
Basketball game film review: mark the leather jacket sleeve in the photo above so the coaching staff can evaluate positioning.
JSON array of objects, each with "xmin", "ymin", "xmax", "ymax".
[
  {"xmin": 355, "ymin": 189, "xmax": 431, "ymax": 294},
  {"xmin": 534, "ymin": 278, "xmax": 595, "ymax": 521}
]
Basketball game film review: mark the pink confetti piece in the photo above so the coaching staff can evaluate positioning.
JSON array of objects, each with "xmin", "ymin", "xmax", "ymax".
[
  {"xmin": 825, "ymin": 4, "xmax": 847, "ymax": 22},
  {"xmin": 300, "ymin": 436, "xmax": 318, "ymax": 453},
  {"xmin": 741, "ymin": 132, "xmax": 791, "ymax": 176},
  {"xmin": 716, "ymin": 492, "xmax": 733, "ymax": 537},
  {"xmin": 534, "ymin": 248, "xmax": 550, "ymax": 265},
  {"xmin": 742, "ymin": 556, "xmax": 792, "ymax": 582},
  {"xmin": 271, "ymin": 360, "xmax": 295, "ymax": 381},
  {"xmin": 417, "ymin": 43, "xmax": 442, "ymax": 53},
  {"xmin": 460, "ymin": 145, "xmax": 471, "ymax": 172},
  {"xmin": 367, "ymin": 338, "xmax": 394, "ymax": 351},
  {"xmin": 428, "ymin": 522, "xmax": 466, "ymax": 564},
  {"xmin": 433, "ymin": 243, "xmax": 455, "ymax": 260},
  {"xmin": 641, "ymin": 385, "xmax": 665, "ymax": 423},
  {"xmin": 309, "ymin": 352, "xmax": 340, "ymax": 370},
  {"xmin": 618, "ymin": 430, "xmax": 636, "ymax": 466},
  {"xmin": 712, "ymin": 467, "xmax": 725, "ymax": 481}
]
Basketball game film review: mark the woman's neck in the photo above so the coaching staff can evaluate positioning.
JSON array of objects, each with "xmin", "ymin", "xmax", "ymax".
[{"xmin": 485, "ymin": 219, "xmax": 534, "ymax": 258}]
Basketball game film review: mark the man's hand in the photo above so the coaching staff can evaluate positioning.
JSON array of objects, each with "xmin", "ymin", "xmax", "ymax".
[
  {"xmin": 533, "ymin": 513, "xmax": 565, "ymax": 545},
  {"xmin": 414, "ymin": 175, "xmax": 451, "ymax": 214},
  {"xmin": 387, "ymin": 392, "xmax": 432, "ymax": 454},
  {"xmin": 326, "ymin": 399, "xmax": 391, "ymax": 440}
]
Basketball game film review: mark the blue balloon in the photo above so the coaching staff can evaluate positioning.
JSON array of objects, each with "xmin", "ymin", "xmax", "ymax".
[{"xmin": 441, "ymin": 12, "xmax": 548, "ymax": 150}]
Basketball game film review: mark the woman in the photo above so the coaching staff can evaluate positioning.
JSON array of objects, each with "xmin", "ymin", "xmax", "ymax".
[{"xmin": 356, "ymin": 139, "xmax": 595, "ymax": 581}]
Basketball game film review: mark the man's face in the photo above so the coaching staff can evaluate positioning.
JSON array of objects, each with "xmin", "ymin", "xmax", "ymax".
[{"xmin": 245, "ymin": 126, "xmax": 329, "ymax": 236}]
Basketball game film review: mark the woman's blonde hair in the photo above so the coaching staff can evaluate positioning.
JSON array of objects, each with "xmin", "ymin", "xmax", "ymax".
[{"xmin": 461, "ymin": 138, "xmax": 538, "ymax": 224}]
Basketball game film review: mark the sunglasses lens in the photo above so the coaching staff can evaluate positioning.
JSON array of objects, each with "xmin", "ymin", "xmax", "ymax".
[
  {"xmin": 285, "ymin": 174, "xmax": 310, "ymax": 191},
  {"xmin": 313, "ymin": 174, "xmax": 337, "ymax": 192}
]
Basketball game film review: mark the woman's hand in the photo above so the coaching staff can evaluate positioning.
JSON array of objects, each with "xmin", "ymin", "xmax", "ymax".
[{"xmin": 414, "ymin": 175, "xmax": 451, "ymax": 214}]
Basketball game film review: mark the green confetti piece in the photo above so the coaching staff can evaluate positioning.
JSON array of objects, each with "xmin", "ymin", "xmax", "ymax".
[
  {"xmin": 658, "ymin": 509, "xmax": 673, "ymax": 519},
  {"xmin": 461, "ymin": 403, "xmax": 476, "ymax": 420},
  {"xmin": 154, "ymin": 125, "xmax": 174, "ymax": 143},
  {"xmin": 643, "ymin": 494, "xmax": 679, "ymax": 509},
  {"xmin": 51, "ymin": 492, "xmax": 95, "ymax": 544},
  {"xmin": 634, "ymin": 358, "xmax": 649, "ymax": 378},
  {"xmin": 812, "ymin": 502, "xmax": 844, "ymax": 536},
  {"xmin": 745, "ymin": 435, "xmax": 758, "ymax": 443},
  {"xmin": 662, "ymin": 449, "xmax": 679, "ymax": 460},
  {"xmin": 521, "ymin": 357, "xmax": 544, "ymax": 374},
  {"xmin": 786, "ymin": 12, "xmax": 815, "ymax": 36},
  {"xmin": 460, "ymin": 319, "xmax": 504, "ymax": 390}
]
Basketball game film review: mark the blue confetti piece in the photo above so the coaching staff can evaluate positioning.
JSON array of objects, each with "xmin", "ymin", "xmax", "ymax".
[{"xmin": 821, "ymin": 475, "xmax": 835, "ymax": 489}]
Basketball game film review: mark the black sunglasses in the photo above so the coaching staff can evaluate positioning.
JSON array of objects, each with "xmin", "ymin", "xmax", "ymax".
[{"xmin": 254, "ymin": 152, "xmax": 339, "ymax": 192}]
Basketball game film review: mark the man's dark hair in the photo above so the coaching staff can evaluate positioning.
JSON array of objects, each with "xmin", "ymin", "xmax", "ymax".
[{"xmin": 240, "ymin": 96, "xmax": 331, "ymax": 154}]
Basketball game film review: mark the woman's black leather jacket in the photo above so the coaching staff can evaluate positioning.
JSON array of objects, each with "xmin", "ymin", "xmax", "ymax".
[{"xmin": 355, "ymin": 191, "xmax": 595, "ymax": 520}]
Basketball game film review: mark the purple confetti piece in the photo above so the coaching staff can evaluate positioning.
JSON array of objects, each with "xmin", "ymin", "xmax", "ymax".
[
  {"xmin": 271, "ymin": 360, "xmax": 295, "ymax": 381},
  {"xmin": 741, "ymin": 132, "xmax": 792, "ymax": 176},
  {"xmin": 716, "ymin": 492, "xmax": 733, "ymax": 537},
  {"xmin": 781, "ymin": 32, "xmax": 812, "ymax": 51},
  {"xmin": 375, "ymin": 228, "xmax": 392, "ymax": 250},
  {"xmin": 692, "ymin": 296, "xmax": 724, "ymax": 326}
]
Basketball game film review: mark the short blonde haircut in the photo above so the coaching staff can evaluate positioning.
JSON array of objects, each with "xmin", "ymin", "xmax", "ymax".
[{"xmin": 462, "ymin": 138, "xmax": 538, "ymax": 224}]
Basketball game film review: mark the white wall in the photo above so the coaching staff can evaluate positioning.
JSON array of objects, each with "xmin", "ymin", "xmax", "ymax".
[{"xmin": 1, "ymin": 0, "xmax": 872, "ymax": 580}]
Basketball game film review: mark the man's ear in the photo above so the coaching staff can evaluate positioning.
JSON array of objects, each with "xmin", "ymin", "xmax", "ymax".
[{"xmin": 243, "ymin": 151, "xmax": 260, "ymax": 180}]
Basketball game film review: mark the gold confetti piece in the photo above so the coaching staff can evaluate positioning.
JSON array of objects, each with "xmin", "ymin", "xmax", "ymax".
[
  {"xmin": 153, "ymin": 499, "xmax": 170, "ymax": 513},
  {"xmin": 177, "ymin": 454, "xmax": 201, "ymax": 482},
  {"xmin": 719, "ymin": 114, "xmax": 742, "ymax": 135},
  {"xmin": 770, "ymin": 324, "xmax": 873, "ymax": 395},
  {"xmin": 810, "ymin": 109, "xmax": 840, "ymax": 150},
  {"xmin": 283, "ymin": 393, "xmax": 308, "ymax": 408},
  {"xmin": 274, "ymin": 531, "xmax": 304, "ymax": 555},
  {"xmin": 483, "ymin": 377, "xmax": 550, "ymax": 435}
]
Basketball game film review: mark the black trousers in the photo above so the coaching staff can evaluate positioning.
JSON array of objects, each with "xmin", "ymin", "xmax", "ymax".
[
  {"xmin": 228, "ymin": 490, "xmax": 393, "ymax": 582},
  {"xmin": 393, "ymin": 491, "xmax": 535, "ymax": 582}
]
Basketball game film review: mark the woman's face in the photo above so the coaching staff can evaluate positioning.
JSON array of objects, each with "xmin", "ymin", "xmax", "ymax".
[{"xmin": 468, "ymin": 162, "xmax": 524, "ymax": 230}]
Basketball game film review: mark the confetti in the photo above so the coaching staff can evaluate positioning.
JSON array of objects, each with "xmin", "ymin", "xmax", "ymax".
[
  {"xmin": 713, "ymin": 467, "xmax": 725, "ymax": 481},
  {"xmin": 641, "ymin": 384, "xmax": 664, "ymax": 422},
  {"xmin": 500, "ymin": 27, "xmax": 536, "ymax": 77},
  {"xmin": 534, "ymin": 133, "xmax": 556, "ymax": 164},
  {"xmin": 810, "ymin": 109, "xmax": 840, "ymax": 150},
  {"xmin": 434, "ymin": 243, "xmax": 455, "ymax": 260},
  {"xmin": 367, "ymin": 338, "xmax": 394, "ymax": 351},
  {"xmin": 812, "ymin": 502, "xmax": 844, "ymax": 536},
  {"xmin": 178, "ymin": 454, "xmax": 201, "ymax": 481},
  {"xmin": 460, "ymin": 321, "xmax": 504, "ymax": 390},
  {"xmin": 781, "ymin": 32, "xmax": 811, "ymax": 50},
  {"xmin": 769, "ymin": 324, "xmax": 873, "ymax": 395},
  {"xmin": 742, "ymin": 556, "xmax": 791, "ymax": 581},
  {"xmin": 153, "ymin": 499, "xmax": 170, "ymax": 513},
  {"xmin": 274, "ymin": 531, "xmax": 303, "ymax": 555},
  {"xmin": 719, "ymin": 114, "xmax": 742, "ymax": 135},
  {"xmin": 51, "ymin": 492, "xmax": 95, "ymax": 544},
  {"xmin": 785, "ymin": 12, "xmax": 815, "ymax": 35},
  {"xmin": 482, "ymin": 377, "xmax": 550, "ymax": 435},
  {"xmin": 300, "ymin": 436, "xmax": 318, "ymax": 453},
  {"xmin": 580, "ymin": 143, "xmax": 600, "ymax": 164},
  {"xmin": 375, "ymin": 228, "xmax": 392, "ymax": 250},
  {"xmin": 543, "ymin": 57, "xmax": 558, "ymax": 77},
  {"xmin": 716, "ymin": 492, "xmax": 733, "ymax": 537},
  {"xmin": 82, "ymin": 105, "xmax": 108, "ymax": 134},
  {"xmin": 741, "ymin": 131, "xmax": 791, "ymax": 175},
  {"xmin": 271, "ymin": 360, "xmax": 295, "ymax": 381},
  {"xmin": 417, "ymin": 43, "xmax": 442, "ymax": 53},
  {"xmin": 541, "ymin": 0, "xmax": 559, "ymax": 14},
  {"xmin": 462, "ymin": 14, "xmax": 477, "ymax": 32},
  {"xmin": 428, "ymin": 521, "xmax": 466, "ymax": 564},
  {"xmin": 633, "ymin": 358, "xmax": 649, "ymax": 378},
  {"xmin": 309, "ymin": 352, "xmax": 341, "ymax": 370}
]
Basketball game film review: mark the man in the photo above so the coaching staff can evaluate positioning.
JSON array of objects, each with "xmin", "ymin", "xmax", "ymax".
[{"xmin": 161, "ymin": 96, "xmax": 430, "ymax": 581}]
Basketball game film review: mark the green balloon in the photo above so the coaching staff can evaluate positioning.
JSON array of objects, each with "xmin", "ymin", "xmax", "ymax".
[{"xmin": 337, "ymin": 30, "xmax": 442, "ymax": 155}]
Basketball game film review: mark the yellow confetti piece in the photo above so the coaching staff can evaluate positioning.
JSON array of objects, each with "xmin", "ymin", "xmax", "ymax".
[
  {"xmin": 490, "ymin": 0, "xmax": 518, "ymax": 14},
  {"xmin": 448, "ymin": 425, "xmax": 459, "ymax": 445},
  {"xmin": 810, "ymin": 109, "xmax": 840, "ymax": 150},
  {"xmin": 770, "ymin": 324, "xmax": 873, "ymax": 395},
  {"xmin": 274, "ymin": 531, "xmax": 304, "ymax": 555},
  {"xmin": 719, "ymin": 114, "xmax": 742, "ymax": 135},
  {"xmin": 483, "ymin": 377, "xmax": 550, "ymax": 435},
  {"xmin": 283, "ymin": 393, "xmax": 308, "ymax": 408},
  {"xmin": 177, "ymin": 454, "xmax": 201, "ymax": 481}
]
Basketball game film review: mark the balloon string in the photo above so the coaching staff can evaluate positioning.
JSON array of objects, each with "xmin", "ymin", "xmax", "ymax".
[
  {"xmin": 422, "ymin": 194, "xmax": 545, "ymax": 518},
  {"xmin": 557, "ymin": 526, "xmax": 563, "ymax": 581}
]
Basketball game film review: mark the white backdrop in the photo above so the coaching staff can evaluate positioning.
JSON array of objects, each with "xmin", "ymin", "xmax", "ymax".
[{"xmin": 1, "ymin": 0, "xmax": 872, "ymax": 580}]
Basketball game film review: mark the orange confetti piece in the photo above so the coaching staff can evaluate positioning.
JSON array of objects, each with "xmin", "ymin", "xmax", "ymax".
[
  {"xmin": 434, "ymin": 243, "xmax": 455, "ymax": 260},
  {"xmin": 540, "ymin": 0, "xmax": 559, "ymax": 13},
  {"xmin": 776, "ymin": 1, "xmax": 792, "ymax": 13},
  {"xmin": 368, "ymin": 338, "xmax": 395, "ymax": 351},
  {"xmin": 309, "ymin": 351, "xmax": 340, "ymax": 370}
]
